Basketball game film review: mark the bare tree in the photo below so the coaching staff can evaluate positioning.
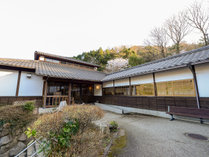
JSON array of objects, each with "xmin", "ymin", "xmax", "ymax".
[
  {"xmin": 187, "ymin": 2, "xmax": 209, "ymax": 45},
  {"xmin": 166, "ymin": 11, "xmax": 190, "ymax": 54},
  {"xmin": 150, "ymin": 27, "xmax": 168, "ymax": 57}
]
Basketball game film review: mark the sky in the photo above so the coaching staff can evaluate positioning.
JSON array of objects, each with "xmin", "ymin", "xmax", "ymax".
[{"xmin": 0, "ymin": 0, "xmax": 207, "ymax": 59}]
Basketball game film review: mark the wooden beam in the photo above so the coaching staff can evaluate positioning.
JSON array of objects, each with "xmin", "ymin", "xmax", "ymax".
[
  {"xmin": 188, "ymin": 64, "xmax": 201, "ymax": 109},
  {"xmin": 43, "ymin": 80, "xmax": 48, "ymax": 108},
  {"xmin": 152, "ymin": 73, "xmax": 157, "ymax": 96},
  {"xmin": 129, "ymin": 77, "xmax": 132, "ymax": 96},
  {"xmin": 16, "ymin": 71, "xmax": 21, "ymax": 96},
  {"xmin": 68, "ymin": 83, "xmax": 72, "ymax": 105},
  {"xmin": 113, "ymin": 80, "xmax": 115, "ymax": 95}
]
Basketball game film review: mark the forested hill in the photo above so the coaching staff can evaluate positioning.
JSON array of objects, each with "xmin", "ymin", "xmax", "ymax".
[{"xmin": 73, "ymin": 42, "xmax": 203, "ymax": 72}]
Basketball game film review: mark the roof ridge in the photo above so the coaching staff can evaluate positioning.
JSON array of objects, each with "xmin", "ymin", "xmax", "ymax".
[
  {"xmin": 106, "ymin": 45, "xmax": 209, "ymax": 76},
  {"xmin": 35, "ymin": 51, "xmax": 99, "ymax": 67}
]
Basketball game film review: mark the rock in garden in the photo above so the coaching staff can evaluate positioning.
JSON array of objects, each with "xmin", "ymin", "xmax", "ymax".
[
  {"xmin": 9, "ymin": 142, "xmax": 26, "ymax": 157},
  {"xmin": 0, "ymin": 135, "xmax": 12, "ymax": 146},
  {"xmin": 18, "ymin": 133, "xmax": 27, "ymax": 142}
]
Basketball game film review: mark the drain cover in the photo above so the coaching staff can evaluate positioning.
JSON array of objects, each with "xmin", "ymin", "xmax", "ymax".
[{"xmin": 185, "ymin": 133, "xmax": 208, "ymax": 141}]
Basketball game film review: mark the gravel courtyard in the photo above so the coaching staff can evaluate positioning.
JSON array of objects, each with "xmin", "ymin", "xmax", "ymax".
[{"xmin": 100, "ymin": 111, "xmax": 209, "ymax": 157}]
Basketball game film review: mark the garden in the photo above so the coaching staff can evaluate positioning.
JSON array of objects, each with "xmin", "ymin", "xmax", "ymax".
[{"xmin": 0, "ymin": 102, "xmax": 125, "ymax": 157}]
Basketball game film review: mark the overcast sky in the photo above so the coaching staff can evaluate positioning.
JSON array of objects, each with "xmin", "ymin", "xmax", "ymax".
[{"xmin": 0, "ymin": 0, "xmax": 207, "ymax": 59}]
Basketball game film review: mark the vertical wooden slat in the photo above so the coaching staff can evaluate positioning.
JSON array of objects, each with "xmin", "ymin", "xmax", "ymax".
[
  {"xmin": 129, "ymin": 77, "xmax": 132, "ymax": 96},
  {"xmin": 68, "ymin": 83, "xmax": 72, "ymax": 105},
  {"xmin": 188, "ymin": 64, "xmax": 201, "ymax": 109},
  {"xmin": 16, "ymin": 71, "xmax": 21, "ymax": 96},
  {"xmin": 43, "ymin": 80, "xmax": 48, "ymax": 108},
  {"xmin": 113, "ymin": 80, "xmax": 115, "ymax": 95},
  {"xmin": 152, "ymin": 73, "xmax": 157, "ymax": 96}
]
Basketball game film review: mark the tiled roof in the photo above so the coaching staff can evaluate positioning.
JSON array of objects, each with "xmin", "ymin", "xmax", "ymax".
[
  {"xmin": 36, "ymin": 61, "xmax": 105, "ymax": 82},
  {"xmin": 0, "ymin": 58, "xmax": 105, "ymax": 82},
  {"xmin": 34, "ymin": 51, "xmax": 100, "ymax": 67},
  {"xmin": 0, "ymin": 58, "xmax": 37, "ymax": 69},
  {"xmin": 1, "ymin": 46, "xmax": 209, "ymax": 82},
  {"xmin": 102, "ymin": 45, "xmax": 209, "ymax": 81}
]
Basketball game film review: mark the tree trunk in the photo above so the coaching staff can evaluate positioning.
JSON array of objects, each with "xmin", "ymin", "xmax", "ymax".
[{"xmin": 176, "ymin": 43, "xmax": 180, "ymax": 54}]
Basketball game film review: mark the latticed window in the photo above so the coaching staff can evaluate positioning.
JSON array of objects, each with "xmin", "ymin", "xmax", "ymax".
[
  {"xmin": 103, "ymin": 87, "xmax": 114, "ymax": 95},
  {"xmin": 132, "ymin": 83, "xmax": 154, "ymax": 96},
  {"xmin": 157, "ymin": 79, "xmax": 195, "ymax": 97},
  {"xmin": 115, "ymin": 86, "xmax": 129, "ymax": 95}
]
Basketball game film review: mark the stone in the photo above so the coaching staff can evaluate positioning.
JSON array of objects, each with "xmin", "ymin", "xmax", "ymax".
[
  {"xmin": 15, "ymin": 129, "xmax": 22, "ymax": 136},
  {"xmin": 18, "ymin": 133, "xmax": 27, "ymax": 142},
  {"xmin": 57, "ymin": 101, "xmax": 67, "ymax": 111},
  {"xmin": 0, "ymin": 150, "xmax": 9, "ymax": 157},
  {"xmin": 9, "ymin": 142, "xmax": 26, "ymax": 157},
  {"xmin": 0, "ymin": 129, "xmax": 9, "ymax": 138},
  {"xmin": 19, "ymin": 152, "xmax": 26, "ymax": 157},
  {"xmin": 0, "ymin": 135, "xmax": 12, "ymax": 147},
  {"xmin": 27, "ymin": 145, "xmax": 36, "ymax": 157}
]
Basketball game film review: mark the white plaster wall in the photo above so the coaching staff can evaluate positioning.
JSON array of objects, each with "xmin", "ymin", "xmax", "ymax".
[
  {"xmin": 94, "ymin": 84, "xmax": 102, "ymax": 96},
  {"xmin": 103, "ymin": 81, "xmax": 113, "ymax": 88},
  {"xmin": 195, "ymin": 63, "xmax": 209, "ymax": 97},
  {"xmin": 131, "ymin": 74, "xmax": 153, "ymax": 85},
  {"xmin": 115, "ymin": 78, "xmax": 129, "ymax": 87},
  {"xmin": 155, "ymin": 68, "xmax": 193, "ymax": 83},
  {"xmin": 18, "ymin": 72, "xmax": 43, "ymax": 96},
  {"xmin": 0, "ymin": 69, "xmax": 18, "ymax": 96}
]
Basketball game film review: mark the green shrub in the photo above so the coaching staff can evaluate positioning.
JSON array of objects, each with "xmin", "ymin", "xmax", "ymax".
[
  {"xmin": 109, "ymin": 121, "xmax": 118, "ymax": 132},
  {"xmin": 28, "ymin": 105, "xmax": 104, "ymax": 156},
  {"xmin": 22, "ymin": 101, "xmax": 35, "ymax": 112}
]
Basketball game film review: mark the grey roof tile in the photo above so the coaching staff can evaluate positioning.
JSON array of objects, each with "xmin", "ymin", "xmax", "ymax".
[
  {"xmin": 35, "ymin": 61, "xmax": 105, "ymax": 82},
  {"xmin": 0, "ymin": 58, "xmax": 105, "ymax": 82},
  {"xmin": 102, "ymin": 45, "xmax": 209, "ymax": 81}
]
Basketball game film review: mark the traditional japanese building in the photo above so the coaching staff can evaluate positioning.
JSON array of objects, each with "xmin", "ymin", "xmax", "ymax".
[{"xmin": 0, "ymin": 46, "xmax": 209, "ymax": 115}]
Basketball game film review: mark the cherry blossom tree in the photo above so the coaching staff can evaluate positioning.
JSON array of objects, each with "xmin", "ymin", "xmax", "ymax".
[{"xmin": 105, "ymin": 58, "xmax": 129, "ymax": 73}]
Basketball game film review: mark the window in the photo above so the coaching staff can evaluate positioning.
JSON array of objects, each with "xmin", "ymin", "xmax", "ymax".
[
  {"xmin": 103, "ymin": 87, "xmax": 114, "ymax": 95},
  {"xmin": 45, "ymin": 58, "xmax": 60, "ymax": 63},
  {"xmin": 115, "ymin": 86, "xmax": 129, "ymax": 96},
  {"xmin": 47, "ymin": 81, "xmax": 69, "ymax": 95},
  {"xmin": 39, "ymin": 56, "xmax": 45, "ymax": 61},
  {"xmin": 132, "ymin": 83, "xmax": 154, "ymax": 96},
  {"xmin": 157, "ymin": 79, "xmax": 195, "ymax": 97}
]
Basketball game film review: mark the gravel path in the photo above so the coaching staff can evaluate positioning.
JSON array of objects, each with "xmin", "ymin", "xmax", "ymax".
[{"xmin": 100, "ymin": 112, "xmax": 209, "ymax": 157}]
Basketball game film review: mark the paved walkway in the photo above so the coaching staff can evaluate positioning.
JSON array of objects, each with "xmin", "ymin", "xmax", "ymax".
[{"xmin": 100, "ymin": 112, "xmax": 209, "ymax": 157}]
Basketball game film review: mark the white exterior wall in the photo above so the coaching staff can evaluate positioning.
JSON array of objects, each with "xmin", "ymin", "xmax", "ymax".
[
  {"xmin": 115, "ymin": 78, "xmax": 129, "ymax": 87},
  {"xmin": 155, "ymin": 68, "xmax": 193, "ymax": 83},
  {"xmin": 195, "ymin": 63, "xmax": 209, "ymax": 97},
  {"xmin": 131, "ymin": 74, "xmax": 153, "ymax": 85},
  {"xmin": 103, "ymin": 81, "xmax": 113, "ymax": 88},
  {"xmin": 0, "ymin": 69, "xmax": 18, "ymax": 96},
  {"xmin": 94, "ymin": 84, "xmax": 102, "ymax": 96},
  {"xmin": 18, "ymin": 72, "xmax": 43, "ymax": 96}
]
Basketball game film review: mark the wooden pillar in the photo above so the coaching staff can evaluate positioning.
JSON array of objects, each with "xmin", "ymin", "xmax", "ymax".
[
  {"xmin": 129, "ymin": 77, "xmax": 132, "ymax": 96},
  {"xmin": 16, "ymin": 71, "xmax": 21, "ymax": 96},
  {"xmin": 188, "ymin": 64, "xmax": 200, "ymax": 109},
  {"xmin": 68, "ymin": 83, "xmax": 72, "ymax": 105},
  {"xmin": 43, "ymin": 80, "xmax": 48, "ymax": 108},
  {"xmin": 152, "ymin": 73, "xmax": 157, "ymax": 96},
  {"xmin": 113, "ymin": 80, "xmax": 115, "ymax": 95}
]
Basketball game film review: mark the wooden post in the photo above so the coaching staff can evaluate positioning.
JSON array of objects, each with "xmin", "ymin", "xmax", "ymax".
[
  {"xmin": 68, "ymin": 83, "xmax": 72, "ymax": 105},
  {"xmin": 188, "ymin": 64, "xmax": 200, "ymax": 109},
  {"xmin": 152, "ymin": 73, "xmax": 157, "ymax": 96},
  {"xmin": 16, "ymin": 71, "xmax": 21, "ymax": 96},
  {"xmin": 129, "ymin": 77, "xmax": 132, "ymax": 96},
  {"xmin": 113, "ymin": 80, "xmax": 115, "ymax": 95},
  {"xmin": 43, "ymin": 80, "xmax": 48, "ymax": 108}
]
